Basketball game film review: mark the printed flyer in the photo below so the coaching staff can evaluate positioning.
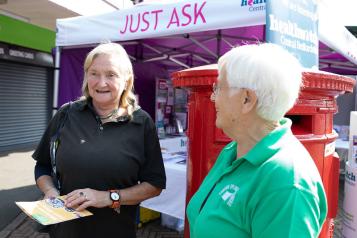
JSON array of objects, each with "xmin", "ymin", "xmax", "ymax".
[{"xmin": 16, "ymin": 196, "xmax": 93, "ymax": 225}]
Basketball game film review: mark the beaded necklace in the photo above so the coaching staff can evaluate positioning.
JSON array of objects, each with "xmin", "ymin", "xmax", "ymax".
[{"xmin": 99, "ymin": 108, "xmax": 119, "ymax": 120}]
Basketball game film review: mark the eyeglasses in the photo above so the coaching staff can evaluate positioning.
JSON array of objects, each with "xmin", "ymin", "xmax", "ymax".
[
  {"xmin": 212, "ymin": 83, "xmax": 240, "ymax": 96},
  {"xmin": 212, "ymin": 83, "xmax": 219, "ymax": 96}
]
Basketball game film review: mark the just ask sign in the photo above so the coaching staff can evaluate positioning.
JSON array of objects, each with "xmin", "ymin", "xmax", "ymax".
[
  {"xmin": 56, "ymin": 0, "xmax": 265, "ymax": 46},
  {"xmin": 119, "ymin": 2, "xmax": 207, "ymax": 34}
]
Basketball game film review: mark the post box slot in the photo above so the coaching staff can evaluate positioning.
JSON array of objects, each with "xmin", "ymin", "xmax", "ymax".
[{"xmin": 287, "ymin": 115, "xmax": 313, "ymax": 135}]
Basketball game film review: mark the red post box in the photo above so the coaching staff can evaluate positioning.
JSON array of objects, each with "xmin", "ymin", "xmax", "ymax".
[
  {"xmin": 289, "ymin": 71, "xmax": 355, "ymax": 237},
  {"xmin": 172, "ymin": 65, "xmax": 355, "ymax": 238}
]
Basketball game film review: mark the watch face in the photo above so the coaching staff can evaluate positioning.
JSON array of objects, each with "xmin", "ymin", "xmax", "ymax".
[{"xmin": 111, "ymin": 192, "xmax": 120, "ymax": 201}]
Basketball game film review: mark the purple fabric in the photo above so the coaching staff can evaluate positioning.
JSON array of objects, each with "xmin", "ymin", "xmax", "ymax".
[
  {"xmin": 133, "ymin": 62, "xmax": 168, "ymax": 119},
  {"xmin": 58, "ymin": 27, "xmax": 356, "ymax": 110},
  {"xmin": 58, "ymin": 47, "xmax": 90, "ymax": 107},
  {"xmin": 318, "ymin": 42, "xmax": 357, "ymax": 75}
]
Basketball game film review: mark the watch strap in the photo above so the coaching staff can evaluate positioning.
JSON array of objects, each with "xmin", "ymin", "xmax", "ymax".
[{"xmin": 109, "ymin": 190, "xmax": 121, "ymax": 209}]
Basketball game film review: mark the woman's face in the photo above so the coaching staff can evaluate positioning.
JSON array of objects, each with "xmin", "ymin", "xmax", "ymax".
[
  {"xmin": 212, "ymin": 66, "xmax": 243, "ymax": 134},
  {"xmin": 87, "ymin": 54, "xmax": 126, "ymax": 108}
]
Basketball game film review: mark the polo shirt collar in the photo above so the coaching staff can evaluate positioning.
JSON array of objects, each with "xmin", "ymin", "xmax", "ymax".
[
  {"xmin": 239, "ymin": 118, "xmax": 292, "ymax": 166},
  {"xmin": 74, "ymin": 98, "xmax": 144, "ymax": 124}
]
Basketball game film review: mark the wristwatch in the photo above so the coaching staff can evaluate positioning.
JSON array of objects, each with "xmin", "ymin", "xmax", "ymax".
[{"xmin": 109, "ymin": 190, "xmax": 121, "ymax": 213}]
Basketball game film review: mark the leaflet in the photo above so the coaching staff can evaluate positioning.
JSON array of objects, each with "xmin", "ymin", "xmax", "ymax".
[{"xmin": 16, "ymin": 196, "xmax": 93, "ymax": 225}]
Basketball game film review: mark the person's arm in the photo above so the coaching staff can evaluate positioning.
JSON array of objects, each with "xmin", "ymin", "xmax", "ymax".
[
  {"xmin": 251, "ymin": 188, "xmax": 327, "ymax": 238},
  {"xmin": 116, "ymin": 181, "xmax": 162, "ymax": 204},
  {"xmin": 34, "ymin": 162, "xmax": 59, "ymax": 199},
  {"xmin": 139, "ymin": 113, "xmax": 166, "ymax": 189},
  {"xmin": 36, "ymin": 175, "xmax": 60, "ymax": 199},
  {"xmin": 33, "ymin": 104, "xmax": 71, "ymax": 198},
  {"xmin": 64, "ymin": 182, "xmax": 162, "ymax": 211}
]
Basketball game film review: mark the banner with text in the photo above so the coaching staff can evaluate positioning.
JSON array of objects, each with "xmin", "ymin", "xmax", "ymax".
[
  {"xmin": 56, "ymin": 0, "xmax": 266, "ymax": 46},
  {"xmin": 266, "ymin": 0, "xmax": 318, "ymax": 68}
]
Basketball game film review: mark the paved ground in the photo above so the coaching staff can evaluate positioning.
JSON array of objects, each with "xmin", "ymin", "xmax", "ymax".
[
  {"xmin": 0, "ymin": 148, "xmax": 183, "ymax": 238},
  {"xmin": 0, "ymin": 148, "xmax": 346, "ymax": 237},
  {"xmin": 0, "ymin": 148, "xmax": 41, "ymax": 231},
  {"xmin": 0, "ymin": 214, "xmax": 183, "ymax": 238}
]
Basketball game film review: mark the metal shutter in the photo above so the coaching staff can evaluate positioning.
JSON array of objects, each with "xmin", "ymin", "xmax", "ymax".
[{"xmin": 0, "ymin": 61, "xmax": 50, "ymax": 152}]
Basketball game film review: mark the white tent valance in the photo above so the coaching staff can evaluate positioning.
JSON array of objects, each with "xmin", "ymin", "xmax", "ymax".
[
  {"xmin": 56, "ymin": 0, "xmax": 357, "ymax": 65},
  {"xmin": 56, "ymin": 0, "xmax": 265, "ymax": 46}
]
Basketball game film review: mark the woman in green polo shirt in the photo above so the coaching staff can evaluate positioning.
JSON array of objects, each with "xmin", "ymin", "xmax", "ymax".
[{"xmin": 186, "ymin": 43, "xmax": 327, "ymax": 238}]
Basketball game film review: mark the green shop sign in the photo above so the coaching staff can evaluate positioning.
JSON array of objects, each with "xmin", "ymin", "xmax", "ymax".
[{"xmin": 0, "ymin": 14, "xmax": 55, "ymax": 53}]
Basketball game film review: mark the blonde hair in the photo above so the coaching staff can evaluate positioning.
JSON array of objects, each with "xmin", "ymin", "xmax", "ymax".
[{"xmin": 81, "ymin": 43, "xmax": 138, "ymax": 117}]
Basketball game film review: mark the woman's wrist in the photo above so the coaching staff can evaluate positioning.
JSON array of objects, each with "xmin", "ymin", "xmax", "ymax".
[
  {"xmin": 43, "ymin": 187, "xmax": 59, "ymax": 195},
  {"xmin": 108, "ymin": 190, "xmax": 121, "ymax": 213}
]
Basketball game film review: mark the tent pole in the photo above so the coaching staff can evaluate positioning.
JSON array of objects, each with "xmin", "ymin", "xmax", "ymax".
[
  {"xmin": 217, "ymin": 30, "xmax": 221, "ymax": 58},
  {"xmin": 188, "ymin": 36, "xmax": 217, "ymax": 58},
  {"xmin": 52, "ymin": 46, "xmax": 61, "ymax": 117}
]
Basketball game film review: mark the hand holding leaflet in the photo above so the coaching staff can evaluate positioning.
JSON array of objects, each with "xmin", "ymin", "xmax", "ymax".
[{"xmin": 16, "ymin": 196, "xmax": 93, "ymax": 225}]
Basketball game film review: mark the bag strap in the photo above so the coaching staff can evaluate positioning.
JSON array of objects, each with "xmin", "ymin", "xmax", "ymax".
[
  {"xmin": 58, "ymin": 103, "xmax": 71, "ymax": 133},
  {"xmin": 50, "ymin": 101, "xmax": 72, "ymax": 190}
]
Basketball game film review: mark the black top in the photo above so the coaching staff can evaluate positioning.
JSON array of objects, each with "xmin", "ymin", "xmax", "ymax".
[{"xmin": 33, "ymin": 99, "xmax": 166, "ymax": 238}]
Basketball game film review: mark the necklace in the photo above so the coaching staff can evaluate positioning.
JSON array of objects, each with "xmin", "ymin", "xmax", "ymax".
[{"xmin": 99, "ymin": 109, "xmax": 119, "ymax": 120}]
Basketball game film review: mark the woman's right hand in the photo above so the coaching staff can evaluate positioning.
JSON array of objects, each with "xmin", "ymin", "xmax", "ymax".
[
  {"xmin": 36, "ymin": 175, "xmax": 60, "ymax": 199},
  {"xmin": 44, "ymin": 187, "xmax": 60, "ymax": 199}
]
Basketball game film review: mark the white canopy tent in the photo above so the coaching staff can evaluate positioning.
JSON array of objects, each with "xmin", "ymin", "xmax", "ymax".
[
  {"xmin": 53, "ymin": 0, "xmax": 357, "ymax": 111},
  {"xmin": 56, "ymin": 0, "xmax": 264, "ymax": 46}
]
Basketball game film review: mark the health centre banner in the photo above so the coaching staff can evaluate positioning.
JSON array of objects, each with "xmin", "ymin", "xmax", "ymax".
[
  {"xmin": 56, "ymin": 0, "xmax": 266, "ymax": 46},
  {"xmin": 266, "ymin": 0, "xmax": 319, "ymax": 68}
]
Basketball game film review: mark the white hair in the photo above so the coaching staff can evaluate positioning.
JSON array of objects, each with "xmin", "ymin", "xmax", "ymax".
[{"xmin": 218, "ymin": 43, "xmax": 302, "ymax": 121}]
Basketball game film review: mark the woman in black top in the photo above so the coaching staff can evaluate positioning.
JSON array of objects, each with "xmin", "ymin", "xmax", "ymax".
[{"xmin": 33, "ymin": 43, "xmax": 166, "ymax": 238}]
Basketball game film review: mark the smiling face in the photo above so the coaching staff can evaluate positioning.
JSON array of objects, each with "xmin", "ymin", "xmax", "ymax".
[{"xmin": 86, "ymin": 54, "xmax": 126, "ymax": 109}]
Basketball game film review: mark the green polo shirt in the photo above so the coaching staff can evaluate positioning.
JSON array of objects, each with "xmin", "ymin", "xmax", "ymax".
[{"xmin": 187, "ymin": 118, "xmax": 327, "ymax": 238}]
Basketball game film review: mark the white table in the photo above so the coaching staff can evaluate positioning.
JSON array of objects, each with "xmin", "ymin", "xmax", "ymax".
[
  {"xmin": 141, "ymin": 156, "xmax": 187, "ymax": 220},
  {"xmin": 335, "ymin": 138, "xmax": 349, "ymax": 150}
]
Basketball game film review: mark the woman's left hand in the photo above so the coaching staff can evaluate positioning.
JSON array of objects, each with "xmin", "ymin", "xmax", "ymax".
[{"xmin": 64, "ymin": 188, "xmax": 112, "ymax": 211}]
